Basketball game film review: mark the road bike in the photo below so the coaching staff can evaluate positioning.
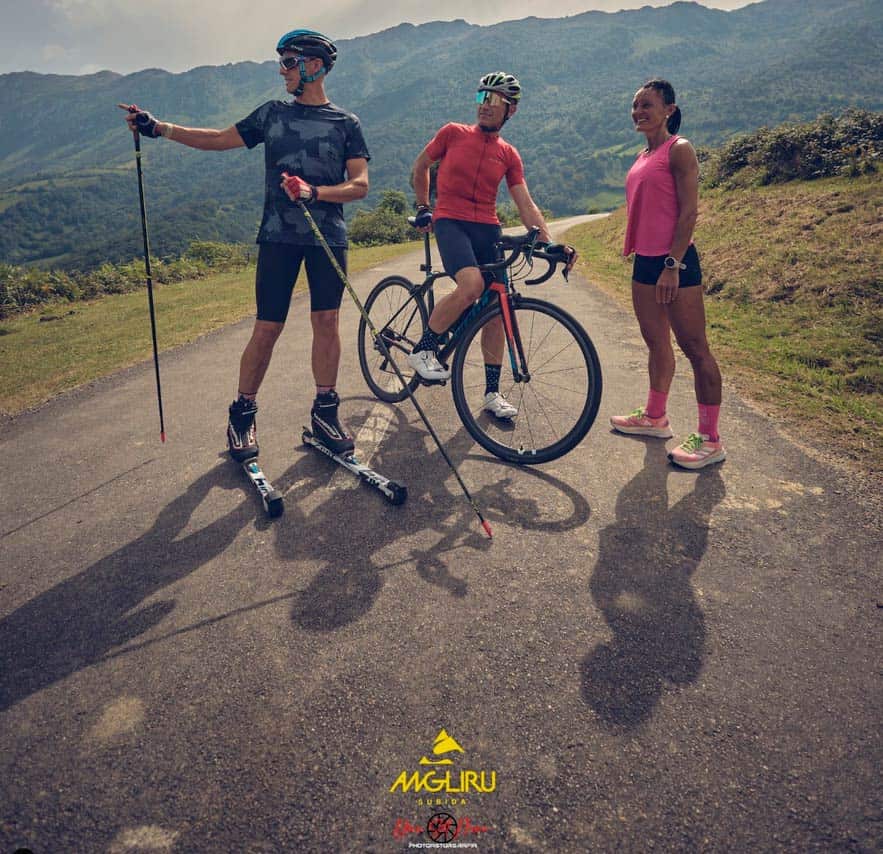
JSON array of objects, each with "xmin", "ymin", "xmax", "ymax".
[{"xmin": 357, "ymin": 224, "xmax": 602, "ymax": 464}]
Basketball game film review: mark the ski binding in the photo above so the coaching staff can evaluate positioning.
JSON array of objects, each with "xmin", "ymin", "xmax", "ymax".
[{"xmin": 302, "ymin": 428, "xmax": 407, "ymax": 505}]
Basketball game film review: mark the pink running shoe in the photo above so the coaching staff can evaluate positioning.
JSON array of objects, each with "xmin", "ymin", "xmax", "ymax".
[
  {"xmin": 668, "ymin": 432, "xmax": 726, "ymax": 469},
  {"xmin": 610, "ymin": 406, "xmax": 673, "ymax": 438}
]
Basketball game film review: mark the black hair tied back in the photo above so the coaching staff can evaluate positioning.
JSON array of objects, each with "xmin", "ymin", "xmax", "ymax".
[
  {"xmin": 642, "ymin": 77, "xmax": 681, "ymax": 134},
  {"xmin": 667, "ymin": 106, "xmax": 682, "ymax": 134}
]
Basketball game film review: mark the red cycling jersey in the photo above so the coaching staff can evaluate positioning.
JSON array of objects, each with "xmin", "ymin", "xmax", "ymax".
[{"xmin": 425, "ymin": 123, "xmax": 525, "ymax": 224}]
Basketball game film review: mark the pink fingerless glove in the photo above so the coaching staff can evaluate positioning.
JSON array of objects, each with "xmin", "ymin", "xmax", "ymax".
[{"xmin": 281, "ymin": 172, "xmax": 318, "ymax": 203}]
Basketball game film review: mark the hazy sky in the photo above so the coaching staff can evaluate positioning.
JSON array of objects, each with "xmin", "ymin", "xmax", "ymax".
[{"xmin": 2, "ymin": 0, "xmax": 755, "ymax": 76}]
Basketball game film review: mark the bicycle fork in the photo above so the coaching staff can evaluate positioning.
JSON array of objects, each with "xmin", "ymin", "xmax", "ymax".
[{"xmin": 490, "ymin": 282, "xmax": 530, "ymax": 382}]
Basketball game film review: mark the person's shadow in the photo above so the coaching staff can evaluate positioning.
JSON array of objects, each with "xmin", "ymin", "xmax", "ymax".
[
  {"xmin": 282, "ymin": 413, "xmax": 593, "ymax": 632},
  {"xmin": 0, "ymin": 463, "xmax": 254, "ymax": 712},
  {"xmin": 0, "ymin": 411, "xmax": 595, "ymax": 711},
  {"xmin": 580, "ymin": 439, "xmax": 725, "ymax": 729}
]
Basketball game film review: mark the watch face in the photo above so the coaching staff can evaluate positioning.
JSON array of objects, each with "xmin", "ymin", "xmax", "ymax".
[{"xmin": 664, "ymin": 256, "xmax": 676, "ymax": 268}]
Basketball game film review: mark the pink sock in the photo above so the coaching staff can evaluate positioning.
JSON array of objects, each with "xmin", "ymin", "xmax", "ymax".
[
  {"xmin": 645, "ymin": 388, "xmax": 668, "ymax": 419},
  {"xmin": 698, "ymin": 403, "xmax": 721, "ymax": 441}
]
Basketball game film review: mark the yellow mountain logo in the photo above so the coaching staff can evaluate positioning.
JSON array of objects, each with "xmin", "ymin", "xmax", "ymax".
[
  {"xmin": 419, "ymin": 729, "xmax": 465, "ymax": 766},
  {"xmin": 389, "ymin": 728, "xmax": 497, "ymax": 797}
]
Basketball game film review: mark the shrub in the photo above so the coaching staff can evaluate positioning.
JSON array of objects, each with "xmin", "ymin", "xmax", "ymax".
[
  {"xmin": 703, "ymin": 109, "xmax": 882, "ymax": 188},
  {"xmin": 349, "ymin": 190, "xmax": 415, "ymax": 246},
  {"xmin": 0, "ymin": 239, "xmax": 254, "ymax": 318}
]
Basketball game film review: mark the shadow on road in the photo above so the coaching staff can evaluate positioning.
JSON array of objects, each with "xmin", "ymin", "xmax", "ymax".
[
  {"xmin": 0, "ymin": 463, "xmax": 255, "ymax": 713},
  {"xmin": 0, "ymin": 405, "xmax": 594, "ymax": 711},
  {"xmin": 283, "ymin": 407, "xmax": 593, "ymax": 631},
  {"xmin": 580, "ymin": 439, "xmax": 725, "ymax": 729}
]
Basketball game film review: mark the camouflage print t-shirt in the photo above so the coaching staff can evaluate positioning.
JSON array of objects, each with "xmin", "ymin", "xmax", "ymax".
[{"xmin": 236, "ymin": 100, "xmax": 370, "ymax": 247}]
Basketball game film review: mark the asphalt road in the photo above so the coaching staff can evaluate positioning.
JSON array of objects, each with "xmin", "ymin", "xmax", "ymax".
[{"xmin": 1, "ymin": 217, "xmax": 880, "ymax": 853}]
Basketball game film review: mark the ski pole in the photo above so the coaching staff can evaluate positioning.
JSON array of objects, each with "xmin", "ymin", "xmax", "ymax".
[
  {"xmin": 130, "ymin": 121, "xmax": 166, "ymax": 443},
  {"xmin": 293, "ymin": 197, "xmax": 492, "ymax": 539}
]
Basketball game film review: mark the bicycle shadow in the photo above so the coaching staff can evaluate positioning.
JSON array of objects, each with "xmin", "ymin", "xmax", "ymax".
[
  {"xmin": 283, "ymin": 405, "xmax": 592, "ymax": 631},
  {"xmin": 0, "ymin": 462, "xmax": 257, "ymax": 713},
  {"xmin": 580, "ymin": 439, "xmax": 725, "ymax": 729}
]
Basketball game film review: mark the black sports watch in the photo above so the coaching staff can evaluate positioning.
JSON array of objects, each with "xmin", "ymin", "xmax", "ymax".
[{"xmin": 664, "ymin": 255, "xmax": 687, "ymax": 271}]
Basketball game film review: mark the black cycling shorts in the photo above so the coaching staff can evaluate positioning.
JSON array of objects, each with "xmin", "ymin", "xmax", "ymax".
[
  {"xmin": 434, "ymin": 218, "xmax": 504, "ymax": 285},
  {"xmin": 632, "ymin": 244, "xmax": 702, "ymax": 288},
  {"xmin": 255, "ymin": 242, "xmax": 347, "ymax": 322}
]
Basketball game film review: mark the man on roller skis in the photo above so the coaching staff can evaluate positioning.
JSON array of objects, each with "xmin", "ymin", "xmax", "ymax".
[{"xmin": 121, "ymin": 29, "xmax": 370, "ymax": 461}]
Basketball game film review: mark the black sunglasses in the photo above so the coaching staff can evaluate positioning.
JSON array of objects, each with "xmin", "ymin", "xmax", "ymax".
[{"xmin": 279, "ymin": 55, "xmax": 308, "ymax": 71}]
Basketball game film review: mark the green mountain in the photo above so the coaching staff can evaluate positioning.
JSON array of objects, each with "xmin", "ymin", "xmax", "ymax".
[{"xmin": 1, "ymin": 0, "xmax": 880, "ymax": 269}]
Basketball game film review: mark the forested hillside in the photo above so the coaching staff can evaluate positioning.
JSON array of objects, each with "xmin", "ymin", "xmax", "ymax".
[{"xmin": 0, "ymin": 0, "xmax": 880, "ymax": 269}]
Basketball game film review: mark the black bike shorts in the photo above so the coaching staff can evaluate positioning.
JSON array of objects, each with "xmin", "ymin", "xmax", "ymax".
[
  {"xmin": 434, "ymin": 218, "xmax": 504, "ymax": 285},
  {"xmin": 632, "ymin": 244, "xmax": 702, "ymax": 287},
  {"xmin": 255, "ymin": 242, "xmax": 347, "ymax": 322}
]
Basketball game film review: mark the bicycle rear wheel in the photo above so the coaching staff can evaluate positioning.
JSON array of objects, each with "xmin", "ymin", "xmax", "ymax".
[
  {"xmin": 451, "ymin": 297, "xmax": 602, "ymax": 464},
  {"xmin": 358, "ymin": 275, "xmax": 428, "ymax": 403}
]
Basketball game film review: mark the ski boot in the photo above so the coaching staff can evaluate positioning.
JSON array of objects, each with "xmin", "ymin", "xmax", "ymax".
[
  {"xmin": 310, "ymin": 390, "xmax": 355, "ymax": 456},
  {"xmin": 227, "ymin": 395, "xmax": 259, "ymax": 462}
]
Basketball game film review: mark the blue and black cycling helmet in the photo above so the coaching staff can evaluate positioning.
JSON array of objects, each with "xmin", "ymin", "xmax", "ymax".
[
  {"xmin": 478, "ymin": 71, "xmax": 522, "ymax": 103},
  {"xmin": 276, "ymin": 29, "xmax": 338, "ymax": 70}
]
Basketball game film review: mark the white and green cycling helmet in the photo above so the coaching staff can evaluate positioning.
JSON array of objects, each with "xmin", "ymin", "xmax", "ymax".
[{"xmin": 477, "ymin": 72, "xmax": 522, "ymax": 104}]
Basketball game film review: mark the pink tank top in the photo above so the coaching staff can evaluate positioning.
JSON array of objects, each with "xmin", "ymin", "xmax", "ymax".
[{"xmin": 623, "ymin": 134, "xmax": 685, "ymax": 257}]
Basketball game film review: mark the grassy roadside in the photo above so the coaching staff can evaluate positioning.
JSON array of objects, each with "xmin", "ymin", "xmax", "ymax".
[
  {"xmin": 0, "ymin": 240, "xmax": 421, "ymax": 416},
  {"xmin": 564, "ymin": 172, "xmax": 883, "ymax": 473}
]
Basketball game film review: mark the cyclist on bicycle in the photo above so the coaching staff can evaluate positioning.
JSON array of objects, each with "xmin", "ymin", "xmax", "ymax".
[{"xmin": 408, "ymin": 72, "xmax": 576, "ymax": 419}]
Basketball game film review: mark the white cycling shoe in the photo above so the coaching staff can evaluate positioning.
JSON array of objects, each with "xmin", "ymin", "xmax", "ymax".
[
  {"xmin": 407, "ymin": 349, "xmax": 451, "ymax": 381},
  {"xmin": 483, "ymin": 391, "xmax": 518, "ymax": 419}
]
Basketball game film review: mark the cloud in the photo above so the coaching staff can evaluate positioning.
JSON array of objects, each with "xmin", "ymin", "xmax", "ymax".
[{"xmin": 1, "ymin": 1, "xmax": 754, "ymax": 76}]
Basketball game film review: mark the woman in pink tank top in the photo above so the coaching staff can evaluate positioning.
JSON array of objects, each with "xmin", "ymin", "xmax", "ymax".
[{"xmin": 610, "ymin": 79, "xmax": 726, "ymax": 470}]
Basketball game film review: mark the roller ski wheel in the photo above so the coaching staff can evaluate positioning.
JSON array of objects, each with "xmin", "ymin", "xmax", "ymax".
[
  {"xmin": 241, "ymin": 457, "xmax": 284, "ymax": 518},
  {"xmin": 386, "ymin": 482, "xmax": 408, "ymax": 506}
]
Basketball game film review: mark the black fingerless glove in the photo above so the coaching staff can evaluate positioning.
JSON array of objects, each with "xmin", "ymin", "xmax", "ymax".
[
  {"xmin": 132, "ymin": 107, "xmax": 162, "ymax": 138},
  {"xmin": 414, "ymin": 205, "xmax": 433, "ymax": 229}
]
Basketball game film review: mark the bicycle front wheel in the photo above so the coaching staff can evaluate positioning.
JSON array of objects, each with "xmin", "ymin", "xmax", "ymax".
[
  {"xmin": 358, "ymin": 275, "xmax": 428, "ymax": 403},
  {"xmin": 451, "ymin": 297, "xmax": 602, "ymax": 464}
]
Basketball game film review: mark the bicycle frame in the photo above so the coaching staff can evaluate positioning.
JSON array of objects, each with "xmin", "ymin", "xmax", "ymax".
[
  {"xmin": 390, "ymin": 231, "xmax": 529, "ymax": 378},
  {"xmin": 490, "ymin": 281, "xmax": 530, "ymax": 383}
]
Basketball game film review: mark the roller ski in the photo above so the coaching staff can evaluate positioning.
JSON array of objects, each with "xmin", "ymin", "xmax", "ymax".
[
  {"xmin": 303, "ymin": 390, "xmax": 406, "ymax": 505},
  {"xmin": 228, "ymin": 396, "xmax": 284, "ymax": 518},
  {"xmin": 241, "ymin": 458, "xmax": 284, "ymax": 518}
]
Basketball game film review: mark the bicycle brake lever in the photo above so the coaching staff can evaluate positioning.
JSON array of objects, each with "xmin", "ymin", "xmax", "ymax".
[{"xmin": 523, "ymin": 226, "xmax": 542, "ymax": 262}]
